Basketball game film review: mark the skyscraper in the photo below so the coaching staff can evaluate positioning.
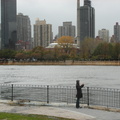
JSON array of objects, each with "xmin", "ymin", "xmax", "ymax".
[
  {"xmin": 0, "ymin": 24, "xmax": 1, "ymax": 49},
  {"xmin": 114, "ymin": 22, "xmax": 120, "ymax": 42},
  {"xmin": 77, "ymin": 0, "xmax": 95, "ymax": 47},
  {"xmin": 98, "ymin": 29, "xmax": 109, "ymax": 42},
  {"xmin": 17, "ymin": 13, "xmax": 31, "ymax": 49},
  {"xmin": 34, "ymin": 18, "xmax": 53, "ymax": 48},
  {"xmin": 1, "ymin": 0, "xmax": 17, "ymax": 50},
  {"xmin": 77, "ymin": 0, "xmax": 80, "ymax": 47},
  {"xmin": 58, "ymin": 22, "xmax": 76, "ymax": 38},
  {"xmin": 80, "ymin": 0, "xmax": 95, "ymax": 41}
]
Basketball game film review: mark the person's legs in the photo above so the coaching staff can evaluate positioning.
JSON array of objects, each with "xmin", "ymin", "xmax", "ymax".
[{"xmin": 76, "ymin": 98, "xmax": 80, "ymax": 108}]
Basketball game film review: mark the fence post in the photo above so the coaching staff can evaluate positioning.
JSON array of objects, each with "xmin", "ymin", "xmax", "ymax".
[
  {"xmin": 47, "ymin": 85, "xmax": 49, "ymax": 103},
  {"xmin": 119, "ymin": 91, "xmax": 120, "ymax": 108},
  {"xmin": 87, "ymin": 87, "xmax": 89, "ymax": 106},
  {"xmin": 11, "ymin": 84, "xmax": 13, "ymax": 101}
]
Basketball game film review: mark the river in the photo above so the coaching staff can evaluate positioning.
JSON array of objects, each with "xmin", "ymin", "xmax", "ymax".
[{"xmin": 0, "ymin": 65, "xmax": 120, "ymax": 89}]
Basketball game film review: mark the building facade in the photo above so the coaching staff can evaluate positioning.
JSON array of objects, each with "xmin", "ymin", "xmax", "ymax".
[
  {"xmin": 58, "ymin": 22, "xmax": 76, "ymax": 38},
  {"xmin": 34, "ymin": 18, "xmax": 53, "ymax": 48},
  {"xmin": 77, "ymin": 0, "xmax": 95, "ymax": 46},
  {"xmin": 80, "ymin": 0, "xmax": 95, "ymax": 41},
  {"xmin": 98, "ymin": 29, "xmax": 109, "ymax": 42},
  {"xmin": 1, "ymin": 0, "xmax": 17, "ymax": 50},
  {"xmin": 0, "ymin": 24, "xmax": 1, "ymax": 49},
  {"xmin": 114, "ymin": 22, "xmax": 120, "ymax": 42},
  {"xmin": 16, "ymin": 13, "xmax": 32, "ymax": 50}
]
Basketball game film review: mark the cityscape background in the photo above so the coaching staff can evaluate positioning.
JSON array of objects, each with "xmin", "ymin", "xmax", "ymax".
[
  {"xmin": 16, "ymin": 0, "xmax": 120, "ymax": 37},
  {"xmin": 0, "ymin": 0, "xmax": 120, "ymax": 56},
  {"xmin": 0, "ymin": 0, "xmax": 120, "ymax": 37}
]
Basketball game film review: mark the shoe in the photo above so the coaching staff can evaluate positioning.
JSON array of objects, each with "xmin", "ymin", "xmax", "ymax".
[{"xmin": 76, "ymin": 106, "xmax": 79, "ymax": 108}]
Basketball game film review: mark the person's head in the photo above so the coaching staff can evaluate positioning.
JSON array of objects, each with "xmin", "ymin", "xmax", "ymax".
[{"xmin": 76, "ymin": 80, "xmax": 80, "ymax": 86}]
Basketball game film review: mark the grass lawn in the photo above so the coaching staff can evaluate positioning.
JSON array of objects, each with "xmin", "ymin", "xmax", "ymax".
[{"xmin": 0, "ymin": 113, "xmax": 74, "ymax": 120}]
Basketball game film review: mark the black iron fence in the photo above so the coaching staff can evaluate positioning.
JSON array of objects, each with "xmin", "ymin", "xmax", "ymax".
[{"xmin": 0, "ymin": 84, "xmax": 120, "ymax": 109}]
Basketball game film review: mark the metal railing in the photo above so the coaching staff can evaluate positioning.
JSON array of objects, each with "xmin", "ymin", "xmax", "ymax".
[{"xmin": 0, "ymin": 84, "xmax": 120, "ymax": 109}]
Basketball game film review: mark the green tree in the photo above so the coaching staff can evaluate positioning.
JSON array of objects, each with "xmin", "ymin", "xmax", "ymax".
[
  {"xmin": 80, "ymin": 38, "xmax": 101, "ymax": 59},
  {"xmin": 58, "ymin": 52, "xmax": 69, "ymax": 62},
  {"xmin": 93, "ymin": 42, "xmax": 115, "ymax": 60},
  {"xmin": 32, "ymin": 46, "xmax": 45, "ymax": 60},
  {"xmin": 15, "ymin": 53, "xmax": 25, "ymax": 60},
  {"xmin": 0, "ymin": 49, "xmax": 16, "ymax": 59},
  {"xmin": 15, "ymin": 50, "xmax": 31, "ymax": 60},
  {"xmin": 69, "ymin": 48, "xmax": 77, "ymax": 62},
  {"xmin": 43, "ymin": 50, "xmax": 54, "ymax": 61},
  {"xmin": 113, "ymin": 43, "xmax": 120, "ymax": 60},
  {"xmin": 52, "ymin": 46, "xmax": 61, "ymax": 61}
]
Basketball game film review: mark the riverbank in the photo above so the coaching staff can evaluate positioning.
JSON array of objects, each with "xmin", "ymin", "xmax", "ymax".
[{"xmin": 0, "ymin": 60, "xmax": 120, "ymax": 66}]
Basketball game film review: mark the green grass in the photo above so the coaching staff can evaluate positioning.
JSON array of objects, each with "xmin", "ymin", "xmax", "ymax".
[{"xmin": 0, "ymin": 113, "xmax": 74, "ymax": 120}]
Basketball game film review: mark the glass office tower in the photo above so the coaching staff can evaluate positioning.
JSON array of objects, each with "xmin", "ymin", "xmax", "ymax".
[
  {"xmin": 1, "ymin": 0, "xmax": 17, "ymax": 49},
  {"xmin": 80, "ymin": 0, "xmax": 95, "ymax": 41}
]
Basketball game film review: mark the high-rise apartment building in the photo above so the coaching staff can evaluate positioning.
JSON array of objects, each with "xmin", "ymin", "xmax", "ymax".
[
  {"xmin": 1, "ymin": 0, "xmax": 17, "ymax": 49},
  {"xmin": 34, "ymin": 18, "xmax": 53, "ymax": 48},
  {"xmin": 114, "ymin": 22, "xmax": 120, "ymax": 42},
  {"xmin": 58, "ymin": 22, "xmax": 76, "ymax": 38},
  {"xmin": 77, "ymin": 0, "xmax": 95, "ymax": 46},
  {"xmin": 17, "ymin": 13, "xmax": 31, "ymax": 49},
  {"xmin": 98, "ymin": 29, "xmax": 109, "ymax": 42}
]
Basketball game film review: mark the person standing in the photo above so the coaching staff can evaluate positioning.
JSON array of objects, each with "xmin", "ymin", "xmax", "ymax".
[{"xmin": 76, "ymin": 80, "xmax": 84, "ymax": 108}]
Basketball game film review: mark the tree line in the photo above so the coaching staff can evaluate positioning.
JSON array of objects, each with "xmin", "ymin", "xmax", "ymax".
[
  {"xmin": 80, "ymin": 38, "xmax": 120, "ymax": 60},
  {"xmin": 0, "ymin": 37, "xmax": 120, "ymax": 62}
]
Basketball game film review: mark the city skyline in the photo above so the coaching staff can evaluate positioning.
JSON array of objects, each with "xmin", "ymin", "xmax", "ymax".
[
  {"xmin": 16, "ymin": 0, "xmax": 120, "ymax": 37},
  {"xmin": 0, "ymin": 0, "xmax": 120, "ymax": 38}
]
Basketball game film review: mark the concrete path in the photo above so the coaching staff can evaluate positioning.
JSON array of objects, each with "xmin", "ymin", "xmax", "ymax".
[
  {"xmin": 0, "ymin": 102, "xmax": 120, "ymax": 120},
  {"xmin": 62, "ymin": 106, "xmax": 120, "ymax": 120},
  {"xmin": 0, "ymin": 103, "xmax": 95, "ymax": 120}
]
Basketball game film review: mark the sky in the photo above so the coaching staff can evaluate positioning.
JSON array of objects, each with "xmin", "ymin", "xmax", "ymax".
[{"xmin": 16, "ymin": 0, "xmax": 120, "ymax": 37}]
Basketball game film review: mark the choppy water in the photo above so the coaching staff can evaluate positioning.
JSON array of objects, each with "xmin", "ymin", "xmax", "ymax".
[{"xmin": 0, "ymin": 65, "xmax": 120, "ymax": 89}]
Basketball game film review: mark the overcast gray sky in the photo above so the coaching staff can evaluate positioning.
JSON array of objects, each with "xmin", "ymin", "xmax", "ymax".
[{"xmin": 17, "ymin": 0, "xmax": 120, "ymax": 37}]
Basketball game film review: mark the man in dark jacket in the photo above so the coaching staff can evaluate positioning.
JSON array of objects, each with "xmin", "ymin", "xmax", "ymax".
[{"xmin": 76, "ymin": 80, "xmax": 84, "ymax": 108}]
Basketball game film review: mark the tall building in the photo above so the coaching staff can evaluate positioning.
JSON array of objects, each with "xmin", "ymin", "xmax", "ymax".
[
  {"xmin": 98, "ymin": 29, "xmax": 109, "ymax": 42},
  {"xmin": 77, "ymin": 0, "xmax": 95, "ymax": 47},
  {"xmin": 114, "ymin": 22, "xmax": 120, "ymax": 42},
  {"xmin": 34, "ymin": 18, "xmax": 53, "ymax": 48},
  {"xmin": 1, "ymin": 0, "xmax": 17, "ymax": 50},
  {"xmin": 77, "ymin": 0, "xmax": 80, "ymax": 47},
  {"xmin": 16, "ymin": 13, "xmax": 31, "ymax": 49},
  {"xmin": 58, "ymin": 22, "xmax": 76, "ymax": 38},
  {"xmin": 0, "ymin": 24, "xmax": 1, "ymax": 49}
]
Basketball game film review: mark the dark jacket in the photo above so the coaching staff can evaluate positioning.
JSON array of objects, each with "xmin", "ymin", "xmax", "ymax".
[{"xmin": 76, "ymin": 84, "xmax": 84, "ymax": 98}]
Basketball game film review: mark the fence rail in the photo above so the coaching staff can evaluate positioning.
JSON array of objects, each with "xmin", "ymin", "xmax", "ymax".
[{"xmin": 0, "ymin": 84, "xmax": 120, "ymax": 109}]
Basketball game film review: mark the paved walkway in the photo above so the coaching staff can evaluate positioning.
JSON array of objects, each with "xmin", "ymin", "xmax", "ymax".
[
  {"xmin": 0, "ymin": 102, "xmax": 120, "ymax": 120},
  {"xmin": 62, "ymin": 106, "xmax": 120, "ymax": 120},
  {"xmin": 0, "ymin": 103, "xmax": 95, "ymax": 120}
]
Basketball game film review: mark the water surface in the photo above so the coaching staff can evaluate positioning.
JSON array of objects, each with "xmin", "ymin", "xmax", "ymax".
[{"xmin": 0, "ymin": 65, "xmax": 119, "ymax": 89}]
